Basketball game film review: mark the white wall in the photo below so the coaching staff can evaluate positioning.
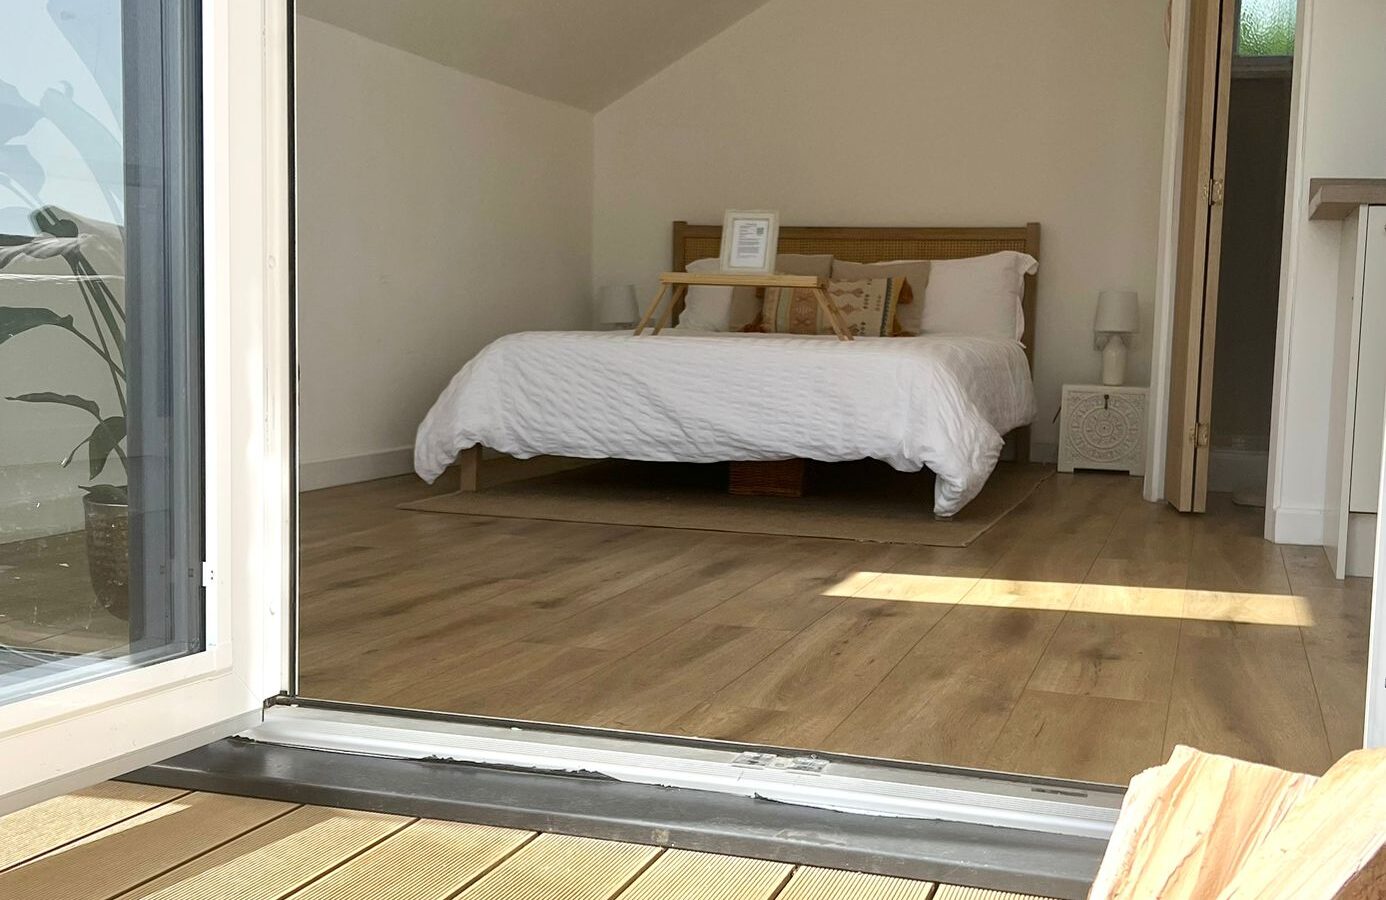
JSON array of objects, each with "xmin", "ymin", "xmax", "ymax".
[
  {"xmin": 1267, "ymin": 0, "xmax": 1386, "ymax": 543},
  {"xmin": 592, "ymin": 0, "xmax": 1170, "ymax": 453},
  {"xmin": 295, "ymin": 18, "xmax": 594, "ymax": 489}
]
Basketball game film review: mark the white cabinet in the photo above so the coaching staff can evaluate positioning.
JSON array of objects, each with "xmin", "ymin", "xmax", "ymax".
[
  {"xmin": 1326, "ymin": 204, "xmax": 1386, "ymax": 578},
  {"xmin": 1058, "ymin": 384, "xmax": 1147, "ymax": 476}
]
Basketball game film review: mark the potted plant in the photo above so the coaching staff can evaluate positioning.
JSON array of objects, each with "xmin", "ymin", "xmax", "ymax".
[{"xmin": 0, "ymin": 207, "xmax": 130, "ymax": 619}]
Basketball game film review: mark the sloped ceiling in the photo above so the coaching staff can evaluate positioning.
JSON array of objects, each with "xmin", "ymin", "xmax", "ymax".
[{"xmin": 297, "ymin": 0, "xmax": 773, "ymax": 112}]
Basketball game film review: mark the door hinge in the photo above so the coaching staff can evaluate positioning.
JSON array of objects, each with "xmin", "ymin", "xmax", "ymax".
[
  {"xmin": 1201, "ymin": 178, "xmax": 1225, "ymax": 206},
  {"xmin": 202, "ymin": 561, "xmax": 217, "ymax": 589},
  {"xmin": 1188, "ymin": 423, "xmax": 1211, "ymax": 448}
]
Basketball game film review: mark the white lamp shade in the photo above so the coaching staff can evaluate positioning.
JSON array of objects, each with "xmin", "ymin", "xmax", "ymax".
[
  {"xmin": 1095, "ymin": 289, "xmax": 1139, "ymax": 333},
  {"xmin": 595, "ymin": 283, "xmax": 638, "ymax": 325}
]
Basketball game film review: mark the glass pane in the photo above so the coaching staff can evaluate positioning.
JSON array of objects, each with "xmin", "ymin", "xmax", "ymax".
[
  {"xmin": 0, "ymin": 0, "xmax": 202, "ymax": 703},
  {"xmin": 1237, "ymin": 0, "xmax": 1296, "ymax": 57}
]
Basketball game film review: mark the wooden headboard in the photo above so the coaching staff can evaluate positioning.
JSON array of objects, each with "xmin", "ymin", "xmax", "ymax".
[{"xmin": 670, "ymin": 221, "xmax": 1041, "ymax": 371}]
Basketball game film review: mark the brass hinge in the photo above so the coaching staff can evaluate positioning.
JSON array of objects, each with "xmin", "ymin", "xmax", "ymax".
[
  {"xmin": 1188, "ymin": 423, "xmax": 1211, "ymax": 447},
  {"xmin": 1201, "ymin": 178, "xmax": 1225, "ymax": 206}
]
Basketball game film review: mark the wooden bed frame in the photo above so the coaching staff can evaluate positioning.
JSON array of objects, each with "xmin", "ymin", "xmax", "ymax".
[{"xmin": 457, "ymin": 220, "xmax": 1040, "ymax": 492}]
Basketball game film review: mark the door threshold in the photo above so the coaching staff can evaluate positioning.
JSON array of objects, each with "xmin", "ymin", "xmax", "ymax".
[
  {"xmin": 127, "ymin": 737, "xmax": 1108, "ymax": 899},
  {"xmin": 245, "ymin": 702, "xmax": 1122, "ymax": 837}
]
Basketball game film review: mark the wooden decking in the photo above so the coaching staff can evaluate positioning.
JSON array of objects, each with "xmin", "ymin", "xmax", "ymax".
[
  {"xmin": 298, "ymin": 463, "xmax": 1371, "ymax": 785},
  {"xmin": 0, "ymin": 782, "xmax": 1051, "ymax": 900}
]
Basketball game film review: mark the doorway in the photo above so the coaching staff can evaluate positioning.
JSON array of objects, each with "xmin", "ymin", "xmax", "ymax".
[
  {"xmin": 1207, "ymin": 7, "xmax": 1295, "ymax": 506},
  {"xmin": 1163, "ymin": 0, "xmax": 1295, "ymax": 513}
]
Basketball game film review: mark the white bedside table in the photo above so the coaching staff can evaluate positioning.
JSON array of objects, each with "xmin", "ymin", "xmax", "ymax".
[{"xmin": 1058, "ymin": 384, "xmax": 1148, "ymax": 476}]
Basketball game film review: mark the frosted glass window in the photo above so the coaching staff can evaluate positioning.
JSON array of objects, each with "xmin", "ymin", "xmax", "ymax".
[{"xmin": 1236, "ymin": 0, "xmax": 1296, "ymax": 57}]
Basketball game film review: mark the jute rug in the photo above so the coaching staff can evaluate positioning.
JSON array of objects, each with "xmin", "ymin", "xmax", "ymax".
[{"xmin": 400, "ymin": 458, "xmax": 1053, "ymax": 547}]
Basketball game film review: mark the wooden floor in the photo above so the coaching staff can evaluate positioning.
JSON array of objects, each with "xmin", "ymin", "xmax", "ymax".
[
  {"xmin": 298, "ymin": 464, "xmax": 1371, "ymax": 785},
  {"xmin": 0, "ymin": 782, "xmax": 1049, "ymax": 900}
]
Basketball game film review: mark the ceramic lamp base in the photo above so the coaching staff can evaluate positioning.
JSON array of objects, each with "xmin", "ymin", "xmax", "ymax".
[{"xmin": 1101, "ymin": 334, "xmax": 1128, "ymax": 386}]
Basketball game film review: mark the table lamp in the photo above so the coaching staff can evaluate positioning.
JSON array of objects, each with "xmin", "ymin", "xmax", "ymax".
[
  {"xmin": 1095, "ymin": 289, "xmax": 1139, "ymax": 386},
  {"xmin": 595, "ymin": 284, "xmax": 638, "ymax": 330}
]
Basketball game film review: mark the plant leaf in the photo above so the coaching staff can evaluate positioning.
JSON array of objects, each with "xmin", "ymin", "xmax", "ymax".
[
  {"xmin": 87, "ymin": 416, "xmax": 126, "ymax": 479},
  {"xmin": 33, "ymin": 207, "xmax": 78, "ymax": 238},
  {"xmin": 0, "ymin": 307, "xmax": 73, "ymax": 343},
  {"xmin": 6, "ymin": 391, "xmax": 101, "ymax": 419},
  {"xmin": 0, "ymin": 79, "xmax": 42, "ymax": 143},
  {"xmin": 86, "ymin": 416, "xmax": 125, "ymax": 480},
  {"xmin": 62, "ymin": 435, "xmax": 91, "ymax": 469}
]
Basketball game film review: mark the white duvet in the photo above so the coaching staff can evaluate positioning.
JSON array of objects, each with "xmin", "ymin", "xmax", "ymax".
[{"xmin": 414, "ymin": 331, "xmax": 1036, "ymax": 516}]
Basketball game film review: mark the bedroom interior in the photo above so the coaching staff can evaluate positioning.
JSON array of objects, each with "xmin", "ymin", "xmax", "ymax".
[
  {"xmin": 270, "ymin": 0, "xmax": 1377, "ymax": 790},
  {"xmin": 9, "ymin": 2, "xmax": 1386, "ymax": 898},
  {"xmin": 7, "ymin": 0, "xmax": 1377, "ymax": 809}
]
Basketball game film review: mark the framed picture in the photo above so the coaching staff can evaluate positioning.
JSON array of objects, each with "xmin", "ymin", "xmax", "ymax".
[{"xmin": 719, "ymin": 209, "xmax": 779, "ymax": 275}]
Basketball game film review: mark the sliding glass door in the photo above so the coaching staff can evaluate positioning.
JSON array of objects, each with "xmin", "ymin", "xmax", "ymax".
[
  {"xmin": 0, "ymin": 0, "xmax": 288, "ymax": 813},
  {"xmin": 1, "ymin": 0, "xmax": 203, "ymax": 701}
]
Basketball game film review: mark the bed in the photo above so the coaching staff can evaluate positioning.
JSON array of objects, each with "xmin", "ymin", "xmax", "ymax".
[{"xmin": 414, "ymin": 222, "xmax": 1040, "ymax": 517}]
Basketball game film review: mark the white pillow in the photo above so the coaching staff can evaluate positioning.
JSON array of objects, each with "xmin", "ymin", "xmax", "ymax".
[
  {"xmin": 673, "ymin": 258, "xmax": 760, "ymax": 331},
  {"xmin": 920, "ymin": 251, "xmax": 1037, "ymax": 341}
]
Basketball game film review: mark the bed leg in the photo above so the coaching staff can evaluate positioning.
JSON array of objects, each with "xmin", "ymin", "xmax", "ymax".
[
  {"xmin": 457, "ymin": 445, "xmax": 481, "ymax": 492},
  {"xmin": 1013, "ymin": 427, "xmax": 1031, "ymax": 464}
]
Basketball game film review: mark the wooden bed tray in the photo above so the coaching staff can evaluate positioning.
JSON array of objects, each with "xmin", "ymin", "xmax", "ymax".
[{"xmin": 457, "ymin": 220, "xmax": 1040, "ymax": 494}]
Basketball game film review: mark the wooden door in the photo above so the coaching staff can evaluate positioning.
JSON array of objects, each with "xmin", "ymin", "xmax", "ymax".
[{"xmin": 1165, "ymin": 0, "xmax": 1236, "ymax": 512}]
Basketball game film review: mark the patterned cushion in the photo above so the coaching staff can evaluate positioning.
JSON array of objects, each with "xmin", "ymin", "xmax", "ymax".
[
  {"xmin": 831, "ymin": 259, "xmax": 928, "ymax": 335},
  {"xmin": 750, "ymin": 277, "xmax": 910, "ymax": 337}
]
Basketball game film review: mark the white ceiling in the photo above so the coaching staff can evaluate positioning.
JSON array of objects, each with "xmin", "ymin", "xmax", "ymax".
[{"xmin": 297, "ymin": 0, "xmax": 773, "ymax": 112}]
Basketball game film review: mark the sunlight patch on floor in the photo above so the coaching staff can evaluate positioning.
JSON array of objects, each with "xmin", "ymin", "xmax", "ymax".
[{"xmin": 825, "ymin": 572, "xmax": 1316, "ymax": 626}]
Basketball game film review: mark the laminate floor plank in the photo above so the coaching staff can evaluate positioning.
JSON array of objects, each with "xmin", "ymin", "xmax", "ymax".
[
  {"xmin": 1165, "ymin": 624, "xmax": 1335, "ymax": 774},
  {"xmin": 674, "ymin": 599, "xmax": 953, "ymax": 746},
  {"xmin": 521, "ymin": 543, "xmax": 814, "ymax": 652},
  {"xmin": 0, "ymin": 782, "xmax": 189, "ymax": 871},
  {"xmin": 522, "ymin": 622, "xmax": 798, "ymax": 733},
  {"xmin": 375, "ymin": 641, "xmax": 620, "ymax": 715},
  {"xmin": 695, "ymin": 541, "xmax": 904, "ymax": 632},
  {"xmin": 1297, "ymin": 585, "xmax": 1372, "ymax": 759},
  {"xmin": 821, "ymin": 605, "xmax": 1066, "ymax": 765},
  {"xmin": 0, "ymin": 792, "xmax": 296, "ymax": 900},
  {"xmin": 985, "ymin": 690, "xmax": 1168, "ymax": 785},
  {"xmin": 1024, "ymin": 612, "xmax": 1180, "ymax": 703}
]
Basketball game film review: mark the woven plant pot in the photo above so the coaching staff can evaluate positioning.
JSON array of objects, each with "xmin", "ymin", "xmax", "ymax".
[{"xmin": 83, "ymin": 495, "xmax": 130, "ymax": 620}]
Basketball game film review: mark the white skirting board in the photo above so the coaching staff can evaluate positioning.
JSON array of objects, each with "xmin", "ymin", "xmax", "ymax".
[
  {"xmin": 299, "ymin": 446, "xmax": 414, "ymax": 491},
  {"xmin": 1269, "ymin": 504, "xmax": 1329, "ymax": 545}
]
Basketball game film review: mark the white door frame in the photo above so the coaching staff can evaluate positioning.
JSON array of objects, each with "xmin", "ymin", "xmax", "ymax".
[
  {"xmin": 0, "ymin": 0, "xmax": 292, "ymax": 815},
  {"xmin": 1143, "ymin": 0, "xmax": 1192, "ymax": 504}
]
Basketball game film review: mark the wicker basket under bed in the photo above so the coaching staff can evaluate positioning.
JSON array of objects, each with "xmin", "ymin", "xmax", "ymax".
[{"xmin": 728, "ymin": 459, "xmax": 807, "ymax": 498}]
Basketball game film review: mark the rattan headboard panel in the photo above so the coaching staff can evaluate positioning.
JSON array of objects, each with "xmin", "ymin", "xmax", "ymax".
[{"xmin": 670, "ymin": 221, "xmax": 1041, "ymax": 369}]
